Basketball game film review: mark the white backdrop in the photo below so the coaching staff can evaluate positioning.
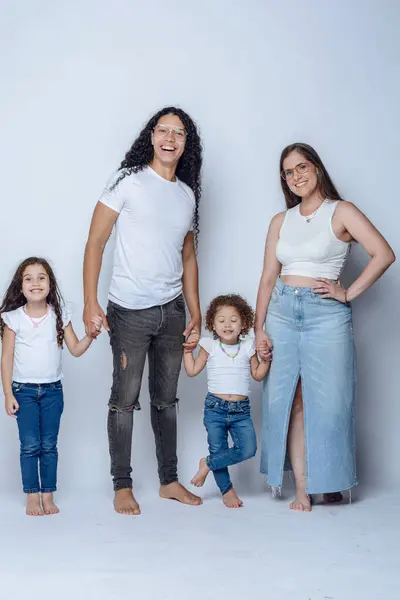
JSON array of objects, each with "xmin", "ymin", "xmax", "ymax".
[{"xmin": 0, "ymin": 0, "xmax": 399, "ymax": 497}]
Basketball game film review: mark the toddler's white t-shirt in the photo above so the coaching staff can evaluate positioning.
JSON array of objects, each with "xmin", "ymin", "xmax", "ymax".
[{"xmin": 199, "ymin": 337, "xmax": 256, "ymax": 396}]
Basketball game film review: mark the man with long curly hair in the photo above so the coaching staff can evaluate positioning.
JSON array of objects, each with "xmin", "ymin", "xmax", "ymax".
[{"xmin": 83, "ymin": 107, "xmax": 203, "ymax": 515}]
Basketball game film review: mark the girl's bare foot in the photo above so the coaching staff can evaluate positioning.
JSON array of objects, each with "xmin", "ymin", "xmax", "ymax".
[
  {"xmin": 160, "ymin": 482, "xmax": 202, "ymax": 505},
  {"xmin": 190, "ymin": 458, "xmax": 210, "ymax": 487},
  {"xmin": 290, "ymin": 491, "xmax": 312, "ymax": 512},
  {"xmin": 114, "ymin": 489, "xmax": 141, "ymax": 515},
  {"xmin": 223, "ymin": 488, "xmax": 243, "ymax": 508},
  {"xmin": 26, "ymin": 493, "xmax": 44, "ymax": 516},
  {"xmin": 42, "ymin": 492, "xmax": 60, "ymax": 515}
]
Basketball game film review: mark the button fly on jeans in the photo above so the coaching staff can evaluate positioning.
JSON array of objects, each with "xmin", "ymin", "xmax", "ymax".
[{"xmin": 295, "ymin": 289, "xmax": 299, "ymax": 294}]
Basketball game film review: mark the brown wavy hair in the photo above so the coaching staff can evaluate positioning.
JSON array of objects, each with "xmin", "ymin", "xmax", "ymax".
[
  {"xmin": 280, "ymin": 143, "xmax": 344, "ymax": 209},
  {"xmin": 0, "ymin": 257, "xmax": 65, "ymax": 347},
  {"xmin": 205, "ymin": 294, "xmax": 255, "ymax": 340}
]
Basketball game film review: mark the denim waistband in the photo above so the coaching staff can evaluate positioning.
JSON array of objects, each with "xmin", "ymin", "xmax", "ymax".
[
  {"xmin": 13, "ymin": 381, "xmax": 62, "ymax": 388},
  {"xmin": 206, "ymin": 392, "xmax": 249, "ymax": 410},
  {"xmin": 275, "ymin": 276, "xmax": 321, "ymax": 298}
]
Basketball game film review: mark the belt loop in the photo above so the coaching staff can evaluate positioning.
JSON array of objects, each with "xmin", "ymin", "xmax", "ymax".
[{"xmin": 278, "ymin": 277, "xmax": 284, "ymax": 295}]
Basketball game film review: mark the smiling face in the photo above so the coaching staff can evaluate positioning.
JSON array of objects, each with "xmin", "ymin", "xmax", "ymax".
[
  {"xmin": 151, "ymin": 113, "xmax": 186, "ymax": 167},
  {"xmin": 213, "ymin": 305, "xmax": 242, "ymax": 344},
  {"xmin": 282, "ymin": 150, "xmax": 319, "ymax": 199},
  {"xmin": 21, "ymin": 263, "xmax": 50, "ymax": 304}
]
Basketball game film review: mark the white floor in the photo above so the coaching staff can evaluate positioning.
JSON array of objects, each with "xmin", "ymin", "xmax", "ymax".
[{"xmin": 0, "ymin": 486, "xmax": 399, "ymax": 600}]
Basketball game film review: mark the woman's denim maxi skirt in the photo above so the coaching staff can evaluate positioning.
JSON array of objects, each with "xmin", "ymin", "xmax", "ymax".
[{"xmin": 260, "ymin": 277, "xmax": 357, "ymax": 494}]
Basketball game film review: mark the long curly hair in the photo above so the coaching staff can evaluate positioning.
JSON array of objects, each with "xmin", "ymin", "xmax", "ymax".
[
  {"xmin": 0, "ymin": 257, "xmax": 65, "ymax": 347},
  {"xmin": 280, "ymin": 143, "xmax": 344, "ymax": 209},
  {"xmin": 205, "ymin": 294, "xmax": 255, "ymax": 339},
  {"xmin": 110, "ymin": 106, "xmax": 202, "ymax": 246}
]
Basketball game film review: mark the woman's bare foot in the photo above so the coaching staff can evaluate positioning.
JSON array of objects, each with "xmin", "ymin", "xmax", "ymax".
[
  {"xmin": 26, "ymin": 493, "xmax": 44, "ymax": 516},
  {"xmin": 190, "ymin": 458, "xmax": 210, "ymax": 487},
  {"xmin": 160, "ymin": 482, "xmax": 202, "ymax": 505},
  {"xmin": 290, "ymin": 491, "xmax": 312, "ymax": 512},
  {"xmin": 114, "ymin": 488, "xmax": 141, "ymax": 515},
  {"xmin": 42, "ymin": 493, "xmax": 60, "ymax": 515},
  {"xmin": 223, "ymin": 488, "xmax": 243, "ymax": 508},
  {"xmin": 323, "ymin": 492, "xmax": 343, "ymax": 504}
]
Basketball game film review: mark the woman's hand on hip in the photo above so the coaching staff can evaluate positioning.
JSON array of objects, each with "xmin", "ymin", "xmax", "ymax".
[{"xmin": 313, "ymin": 279, "xmax": 347, "ymax": 303}]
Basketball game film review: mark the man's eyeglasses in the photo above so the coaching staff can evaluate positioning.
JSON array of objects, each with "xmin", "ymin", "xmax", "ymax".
[{"xmin": 153, "ymin": 124, "xmax": 186, "ymax": 140}]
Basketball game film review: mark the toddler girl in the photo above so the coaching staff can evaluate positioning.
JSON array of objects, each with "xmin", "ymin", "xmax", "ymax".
[
  {"xmin": 0, "ymin": 257, "xmax": 101, "ymax": 516},
  {"xmin": 184, "ymin": 294, "xmax": 271, "ymax": 508}
]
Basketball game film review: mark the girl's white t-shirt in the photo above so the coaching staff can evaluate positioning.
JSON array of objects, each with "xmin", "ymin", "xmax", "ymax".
[
  {"xmin": 199, "ymin": 337, "xmax": 256, "ymax": 396},
  {"xmin": 1, "ymin": 305, "xmax": 71, "ymax": 383}
]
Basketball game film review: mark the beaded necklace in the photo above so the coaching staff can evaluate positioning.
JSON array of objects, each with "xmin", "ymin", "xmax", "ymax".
[{"xmin": 219, "ymin": 339, "xmax": 241, "ymax": 361}]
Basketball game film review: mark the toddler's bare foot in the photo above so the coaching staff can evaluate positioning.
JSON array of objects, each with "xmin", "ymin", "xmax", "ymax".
[
  {"xmin": 160, "ymin": 482, "xmax": 202, "ymax": 505},
  {"xmin": 114, "ymin": 488, "xmax": 141, "ymax": 515},
  {"xmin": 190, "ymin": 458, "xmax": 210, "ymax": 487},
  {"xmin": 42, "ymin": 492, "xmax": 59, "ymax": 515},
  {"xmin": 290, "ymin": 491, "xmax": 312, "ymax": 512},
  {"xmin": 223, "ymin": 488, "xmax": 243, "ymax": 508},
  {"xmin": 26, "ymin": 493, "xmax": 44, "ymax": 516}
]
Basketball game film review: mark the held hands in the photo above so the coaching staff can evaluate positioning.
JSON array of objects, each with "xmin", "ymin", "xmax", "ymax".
[
  {"xmin": 312, "ymin": 279, "xmax": 348, "ymax": 303},
  {"xmin": 183, "ymin": 316, "xmax": 201, "ymax": 352},
  {"xmin": 183, "ymin": 333, "xmax": 200, "ymax": 354},
  {"xmin": 83, "ymin": 301, "xmax": 109, "ymax": 338},
  {"xmin": 90, "ymin": 316, "xmax": 103, "ymax": 338},
  {"xmin": 259, "ymin": 345, "xmax": 273, "ymax": 363},
  {"xmin": 183, "ymin": 330, "xmax": 200, "ymax": 353},
  {"xmin": 5, "ymin": 394, "xmax": 19, "ymax": 418},
  {"xmin": 256, "ymin": 330, "xmax": 273, "ymax": 363}
]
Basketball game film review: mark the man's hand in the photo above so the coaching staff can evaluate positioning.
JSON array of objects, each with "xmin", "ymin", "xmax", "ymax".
[
  {"xmin": 83, "ymin": 301, "xmax": 109, "ymax": 337},
  {"xmin": 183, "ymin": 315, "xmax": 201, "ymax": 351}
]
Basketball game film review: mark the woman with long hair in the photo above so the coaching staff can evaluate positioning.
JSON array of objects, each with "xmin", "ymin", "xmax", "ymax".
[{"xmin": 255, "ymin": 143, "xmax": 395, "ymax": 511}]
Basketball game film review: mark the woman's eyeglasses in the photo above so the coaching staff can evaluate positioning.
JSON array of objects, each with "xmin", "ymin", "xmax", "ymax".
[{"xmin": 281, "ymin": 161, "xmax": 310, "ymax": 181}]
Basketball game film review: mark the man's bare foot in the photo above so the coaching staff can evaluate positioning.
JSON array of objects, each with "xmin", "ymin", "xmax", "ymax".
[
  {"xmin": 190, "ymin": 458, "xmax": 210, "ymax": 487},
  {"xmin": 26, "ymin": 493, "xmax": 44, "ymax": 516},
  {"xmin": 42, "ymin": 492, "xmax": 60, "ymax": 515},
  {"xmin": 290, "ymin": 492, "xmax": 312, "ymax": 512},
  {"xmin": 114, "ymin": 488, "xmax": 141, "ymax": 515},
  {"xmin": 160, "ymin": 482, "xmax": 202, "ymax": 505},
  {"xmin": 223, "ymin": 488, "xmax": 243, "ymax": 508},
  {"xmin": 323, "ymin": 492, "xmax": 343, "ymax": 503}
]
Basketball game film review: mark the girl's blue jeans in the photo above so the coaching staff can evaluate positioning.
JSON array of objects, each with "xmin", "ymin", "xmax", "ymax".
[{"xmin": 12, "ymin": 381, "xmax": 64, "ymax": 494}]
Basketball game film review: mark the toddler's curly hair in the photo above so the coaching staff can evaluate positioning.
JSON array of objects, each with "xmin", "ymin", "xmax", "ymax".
[{"xmin": 205, "ymin": 294, "xmax": 255, "ymax": 339}]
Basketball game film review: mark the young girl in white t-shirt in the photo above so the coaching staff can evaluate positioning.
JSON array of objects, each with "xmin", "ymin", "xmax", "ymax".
[
  {"xmin": 0, "ymin": 257, "xmax": 101, "ymax": 516},
  {"xmin": 184, "ymin": 294, "xmax": 272, "ymax": 508}
]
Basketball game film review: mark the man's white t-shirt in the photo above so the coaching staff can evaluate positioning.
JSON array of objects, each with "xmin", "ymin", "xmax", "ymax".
[
  {"xmin": 1, "ymin": 305, "xmax": 72, "ymax": 383},
  {"xmin": 99, "ymin": 166, "xmax": 196, "ymax": 310}
]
